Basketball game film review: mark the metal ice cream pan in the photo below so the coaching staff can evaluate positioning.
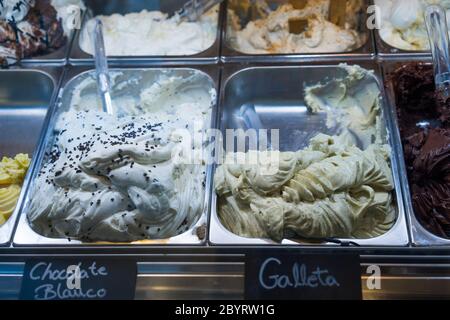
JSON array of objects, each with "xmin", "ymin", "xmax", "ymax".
[
  {"xmin": 69, "ymin": 0, "xmax": 224, "ymax": 65},
  {"xmin": 0, "ymin": 67, "xmax": 62, "ymax": 246},
  {"xmin": 381, "ymin": 58, "xmax": 450, "ymax": 247},
  {"xmin": 13, "ymin": 66, "xmax": 219, "ymax": 247},
  {"xmin": 221, "ymin": 0, "xmax": 375, "ymax": 63},
  {"xmin": 209, "ymin": 62, "xmax": 410, "ymax": 246}
]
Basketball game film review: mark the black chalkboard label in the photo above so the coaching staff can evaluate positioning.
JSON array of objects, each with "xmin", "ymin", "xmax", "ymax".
[
  {"xmin": 20, "ymin": 259, "xmax": 137, "ymax": 300},
  {"xmin": 245, "ymin": 252, "xmax": 361, "ymax": 300}
]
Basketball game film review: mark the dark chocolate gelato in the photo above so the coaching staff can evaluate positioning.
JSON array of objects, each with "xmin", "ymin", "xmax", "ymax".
[
  {"xmin": 391, "ymin": 62, "xmax": 450, "ymax": 238},
  {"xmin": 0, "ymin": 0, "xmax": 65, "ymax": 66}
]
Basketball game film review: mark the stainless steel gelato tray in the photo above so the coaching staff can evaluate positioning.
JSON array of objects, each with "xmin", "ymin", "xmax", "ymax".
[
  {"xmin": 209, "ymin": 62, "xmax": 409, "ymax": 246},
  {"xmin": 13, "ymin": 66, "xmax": 219, "ymax": 246},
  {"xmin": 381, "ymin": 59, "xmax": 450, "ymax": 247},
  {"xmin": 373, "ymin": 0, "xmax": 431, "ymax": 58},
  {"xmin": 221, "ymin": 0, "xmax": 375, "ymax": 63},
  {"xmin": 69, "ymin": 0, "xmax": 224, "ymax": 65},
  {"xmin": 0, "ymin": 67, "xmax": 61, "ymax": 246},
  {"xmin": 17, "ymin": 2, "xmax": 86, "ymax": 65}
]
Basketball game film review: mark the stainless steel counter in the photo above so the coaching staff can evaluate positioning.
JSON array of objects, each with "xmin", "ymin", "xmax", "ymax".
[
  {"xmin": 1, "ymin": 254, "xmax": 450, "ymax": 300},
  {"xmin": 0, "ymin": 0, "xmax": 449, "ymax": 300}
]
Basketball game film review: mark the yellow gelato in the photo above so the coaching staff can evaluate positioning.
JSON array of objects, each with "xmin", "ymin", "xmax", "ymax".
[{"xmin": 0, "ymin": 154, "xmax": 30, "ymax": 225}]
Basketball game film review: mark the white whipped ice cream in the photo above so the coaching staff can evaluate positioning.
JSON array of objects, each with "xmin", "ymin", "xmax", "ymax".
[
  {"xmin": 27, "ymin": 70, "xmax": 215, "ymax": 242},
  {"xmin": 226, "ymin": 0, "xmax": 364, "ymax": 54},
  {"xmin": 376, "ymin": 0, "xmax": 450, "ymax": 51},
  {"xmin": 79, "ymin": 5, "xmax": 219, "ymax": 56}
]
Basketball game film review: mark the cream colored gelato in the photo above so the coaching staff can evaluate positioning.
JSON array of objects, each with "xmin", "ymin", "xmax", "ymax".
[
  {"xmin": 214, "ymin": 65, "xmax": 396, "ymax": 242},
  {"xmin": 305, "ymin": 64, "xmax": 384, "ymax": 148},
  {"xmin": 51, "ymin": 0, "xmax": 86, "ymax": 36},
  {"xmin": 226, "ymin": 0, "xmax": 365, "ymax": 54},
  {"xmin": 376, "ymin": 0, "xmax": 450, "ymax": 51},
  {"xmin": 27, "ymin": 71, "xmax": 215, "ymax": 242},
  {"xmin": 79, "ymin": 5, "xmax": 219, "ymax": 56}
]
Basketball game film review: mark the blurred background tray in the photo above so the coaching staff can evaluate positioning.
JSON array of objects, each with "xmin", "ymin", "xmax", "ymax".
[
  {"xmin": 209, "ymin": 62, "xmax": 409, "ymax": 246},
  {"xmin": 69, "ymin": 0, "xmax": 224, "ymax": 65}
]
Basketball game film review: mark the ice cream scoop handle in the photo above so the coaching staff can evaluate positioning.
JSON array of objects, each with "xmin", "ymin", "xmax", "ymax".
[
  {"xmin": 93, "ymin": 19, "xmax": 114, "ymax": 115},
  {"xmin": 178, "ymin": 0, "xmax": 223, "ymax": 22},
  {"xmin": 239, "ymin": 104, "xmax": 272, "ymax": 151},
  {"xmin": 425, "ymin": 5, "xmax": 450, "ymax": 98},
  {"xmin": 240, "ymin": 104, "xmax": 264, "ymax": 131}
]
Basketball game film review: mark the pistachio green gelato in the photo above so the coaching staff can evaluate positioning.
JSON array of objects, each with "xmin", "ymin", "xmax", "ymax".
[
  {"xmin": 215, "ymin": 134, "xmax": 395, "ymax": 242},
  {"xmin": 214, "ymin": 64, "xmax": 396, "ymax": 242}
]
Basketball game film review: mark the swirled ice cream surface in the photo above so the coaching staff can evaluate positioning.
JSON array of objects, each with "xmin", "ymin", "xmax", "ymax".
[
  {"xmin": 214, "ymin": 65, "xmax": 396, "ymax": 243},
  {"xmin": 79, "ymin": 5, "xmax": 219, "ymax": 56},
  {"xmin": 27, "ymin": 71, "xmax": 215, "ymax": 242},
  {"xmin": 0, "ymin": 0, "xmax": 82, "ymax": 66},
  {"xmin": 226, "ymin": 0, "xmax": 364, "ymax": 54},
  {"xmin": 376, "ymin": 0, "xmax": 450, "ymax": 51}
]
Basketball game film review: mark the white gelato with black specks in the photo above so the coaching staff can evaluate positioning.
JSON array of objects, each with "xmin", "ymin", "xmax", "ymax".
[{"xmin": 27, "ymin": 71, "xmax": 215, "ymax": 242}]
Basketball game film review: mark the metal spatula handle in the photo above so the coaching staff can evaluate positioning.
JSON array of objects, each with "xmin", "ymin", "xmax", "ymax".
[
  {"xmin": 93, "ymin": 18, "xmax": 114, "ymax": 115},
  {"xmin": 425, "ymin": 5, "xmax": 450, "ymax": 99},
  {"xmin": 239, "ymin": 104, "xmax": 272, "ymax": 151}
]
